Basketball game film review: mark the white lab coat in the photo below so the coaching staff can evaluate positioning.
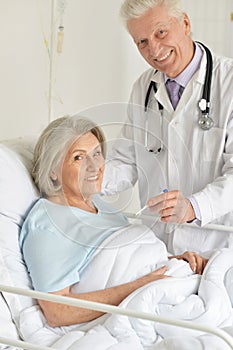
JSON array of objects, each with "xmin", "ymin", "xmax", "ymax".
[{"xmin": 103, "ymin": 47, "xmax": 233, "ymax": 254}]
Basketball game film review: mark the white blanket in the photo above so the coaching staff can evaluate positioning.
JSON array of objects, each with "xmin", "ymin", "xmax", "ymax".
[{"xmin": 19, "ymin": 224, "xmax": 233, "ymax": 349}]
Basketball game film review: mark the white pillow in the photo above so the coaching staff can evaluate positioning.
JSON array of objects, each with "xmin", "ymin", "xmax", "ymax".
[
  {"xmin": 0, "ymin": 216, "xmax": 36, "ymax": 324},
  {"xmin": 0, "ymin": 291, "xmax": 19, "ymax": 346},
  {"xmin": 0, "ymin": 137, "xmax": 41, "ymax": 340},
  {"xmin": 0, "ymin": 137, "xmax": 39, "ymax": 226}
]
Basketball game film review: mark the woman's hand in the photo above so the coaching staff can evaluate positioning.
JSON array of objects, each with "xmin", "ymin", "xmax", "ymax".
[
  {"xmin": 171, "ymin": 251, "xmax": 208, "ymax": 274},
  {"xmin": 140, "ymin": 266, "xmax": 168, "ymax": 284}
]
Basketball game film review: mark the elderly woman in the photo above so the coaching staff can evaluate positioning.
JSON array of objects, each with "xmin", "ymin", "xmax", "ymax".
[{"xmin": 20, "ymin": 116, "xmax": 207, "ymax": 328}]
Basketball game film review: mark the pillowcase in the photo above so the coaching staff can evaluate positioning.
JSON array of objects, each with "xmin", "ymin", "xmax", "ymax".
[
  {"xmin": 0, "ymin": 291, "xmax": 19, "ymax": 346},
  {"xmin": 0, "ymin": 216, "xmax": 37, "ymax": 321},
  {"xmin": 0, "ymin": 137, "xmax": 41, "ymax": 341},
  {"xmin": 0, "ymin": 137, "xmax": 39, "ymax": 226}
]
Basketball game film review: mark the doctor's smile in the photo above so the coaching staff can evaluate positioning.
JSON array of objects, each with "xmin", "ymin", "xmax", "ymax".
[{"xmin": 154, "ymin": 49, "xmax": 173, "ymax": 62}]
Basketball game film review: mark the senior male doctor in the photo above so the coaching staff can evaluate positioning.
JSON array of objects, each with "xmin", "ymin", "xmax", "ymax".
[{"xmin": 103, "ymin": 0, "xmax": 233, "ymax": 254}]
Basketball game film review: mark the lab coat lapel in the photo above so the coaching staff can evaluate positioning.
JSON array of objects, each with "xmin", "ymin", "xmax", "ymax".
[
  {"xmin": 151, "ymin": 72, "xmax": 173, "ymax": 113},
  {"xmin": 175, "ymin": 51, "xmax": 207, "ymax": 114}
]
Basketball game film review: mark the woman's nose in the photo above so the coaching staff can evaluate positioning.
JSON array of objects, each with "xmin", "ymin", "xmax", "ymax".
[{"xmin": 86, "ymin": 156, "xmax": 101, "ymax": 171}]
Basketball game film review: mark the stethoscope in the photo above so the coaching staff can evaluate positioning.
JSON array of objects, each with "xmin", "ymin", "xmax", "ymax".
[{"xmin": 144, "ymin": 42, "xmax": 214, "ymax": 154}]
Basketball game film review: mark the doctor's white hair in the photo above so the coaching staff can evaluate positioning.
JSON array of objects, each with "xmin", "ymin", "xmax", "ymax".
[
  {"xmin": 120, "ymin": 0, "xmax": 184, "ymax": 25},
  {"xmin": 32, "ymin": 115, "xmax": 106, "ymax": 197}
]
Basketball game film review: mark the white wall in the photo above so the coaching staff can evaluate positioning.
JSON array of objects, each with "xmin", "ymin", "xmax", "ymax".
[
  {"xmin": 0, "ymin": 1, "xmax": 49, "ymax": 139},
  {"xmin": 1, "ymin": 1, "xmax": 232, "ymax": 140},
  {"xmin": 181, "ymin": 0, "xmax": 233, "ymax": 57},
  {"xmin": 0, "ymin": 0, "xmax": 147, "ymax": 140}
]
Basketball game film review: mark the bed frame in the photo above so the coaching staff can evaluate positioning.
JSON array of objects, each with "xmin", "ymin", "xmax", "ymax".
[
  {"xmin": 1, "ymin": 214, "xmax": 233, "ymax": 350},
  {"xmin": 0, "ymin": 280, "xmax": 233, "ymax": 350}
]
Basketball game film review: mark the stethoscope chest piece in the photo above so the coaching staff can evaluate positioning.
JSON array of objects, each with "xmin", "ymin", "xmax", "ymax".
[
  {"xmin": 198, "ymin": 98, "xmax": 214, "ymax": 130},
  {"xmin": 198, "ymin": 114, "xmax": 214, "ymax": 130}
]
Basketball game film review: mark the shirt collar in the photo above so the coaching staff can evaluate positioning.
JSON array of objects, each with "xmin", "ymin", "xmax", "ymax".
[{"xmin": 164, "ymin": 42, "xmax": 204, "ymax": 88}]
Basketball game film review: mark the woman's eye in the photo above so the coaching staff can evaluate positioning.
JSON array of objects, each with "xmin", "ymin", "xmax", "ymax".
[
  {"xmin": 74, "ymin": 155, "xmax": 83, "ymax": 161},
  {"xmin": 93, "ymin": 151, "xmax": 102, "ymax": 158}
]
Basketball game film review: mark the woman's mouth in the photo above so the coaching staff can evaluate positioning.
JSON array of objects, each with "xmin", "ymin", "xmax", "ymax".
[{"xmin": 85, "ymin": 175, "xmax": 98, "ymax": 181}]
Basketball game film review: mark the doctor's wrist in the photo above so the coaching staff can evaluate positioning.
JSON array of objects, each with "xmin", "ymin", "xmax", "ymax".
[
  {"xmin": 186, "ymin": 200, "xmax": 196, "ymax": 223},
  {"xmin": 187, "ymin": 196, "xmax": 202, "ymax": 223}
]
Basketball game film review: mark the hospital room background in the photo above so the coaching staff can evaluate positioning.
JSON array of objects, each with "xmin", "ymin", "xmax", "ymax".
[
  {"xmin": 1, "ymin": 0, "xmax": 233, "ymax": 212},
  {"xmin": 0, "ymin": 3, "xmax": 233, "ymax": 348}
]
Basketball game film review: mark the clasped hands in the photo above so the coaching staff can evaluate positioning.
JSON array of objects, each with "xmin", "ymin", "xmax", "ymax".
[{"xmin": 152, "ymin": 251, "xmax": 208, "ymax": 279}]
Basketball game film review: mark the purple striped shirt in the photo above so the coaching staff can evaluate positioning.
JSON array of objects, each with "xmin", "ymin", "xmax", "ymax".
[{"xmin": 164, "ymin": 42, "xmax": 203, "ymax": 90}]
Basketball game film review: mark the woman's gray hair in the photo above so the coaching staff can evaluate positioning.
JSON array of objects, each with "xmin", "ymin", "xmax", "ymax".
[
  {"xmin": 32, "ymin": 115, "xmax": 106, "ymax": 197},
  {"xmin": 120, "ymin": 0, "xmax": 184, "ymax": 25}
]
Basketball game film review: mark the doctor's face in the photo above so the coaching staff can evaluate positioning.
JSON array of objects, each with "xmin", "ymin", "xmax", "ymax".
[
  {"xmin": 60, "ymin": 132, "xmax": 105, "ymax": 203},
  {"xmin": 127, "ymin": 5, "xmax": 194, "ymax": 78}
]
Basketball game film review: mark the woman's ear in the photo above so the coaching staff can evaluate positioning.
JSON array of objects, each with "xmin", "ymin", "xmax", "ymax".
[{"xmin": 50, "ymin": 171, "xmax": 58, "ymax": 181}]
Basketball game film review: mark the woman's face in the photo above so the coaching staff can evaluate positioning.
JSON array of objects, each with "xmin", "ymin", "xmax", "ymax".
[{"xmin": 59, "ymin": 132, "xmax": 105, "ymax": 203}]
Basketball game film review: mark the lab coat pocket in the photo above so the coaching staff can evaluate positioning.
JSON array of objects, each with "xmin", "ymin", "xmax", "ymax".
[{"xmin": 202, "ymin": 127, "xmax": 225, "ymax": 162}]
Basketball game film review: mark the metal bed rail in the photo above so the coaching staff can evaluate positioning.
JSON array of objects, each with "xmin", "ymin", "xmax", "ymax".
[
  {"xmin": 0, "ymin": 284, "xmax": 233, "ymax": 350},
  {"xmin": 124, "ymin": 212, "xmax": 233, "ymax": 233}
]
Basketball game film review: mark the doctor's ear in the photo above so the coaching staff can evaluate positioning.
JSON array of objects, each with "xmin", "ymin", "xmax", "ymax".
[{"xmin": 183, "ymin": 13, "xmax": 191, "ymax": 36}]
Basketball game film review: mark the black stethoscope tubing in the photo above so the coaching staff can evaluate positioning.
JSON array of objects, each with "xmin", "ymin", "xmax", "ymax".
[
  {"xmin": 144, "ymin": 42, "xmax": 214, "ymax": 130},
  {"xmin": 201, "ymin": 42, "xmax": 212, "ymax": 114}
]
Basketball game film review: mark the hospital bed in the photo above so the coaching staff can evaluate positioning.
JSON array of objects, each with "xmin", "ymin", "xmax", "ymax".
[{"xmin": 0, "ymin": 137, "xmax": 233, "ymax": 350}]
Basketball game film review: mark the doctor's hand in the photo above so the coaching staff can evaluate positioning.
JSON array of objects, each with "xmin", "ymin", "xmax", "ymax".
[{"xmin": 147, "ymin": 190, "xmax": 196, "ymax": 224}]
